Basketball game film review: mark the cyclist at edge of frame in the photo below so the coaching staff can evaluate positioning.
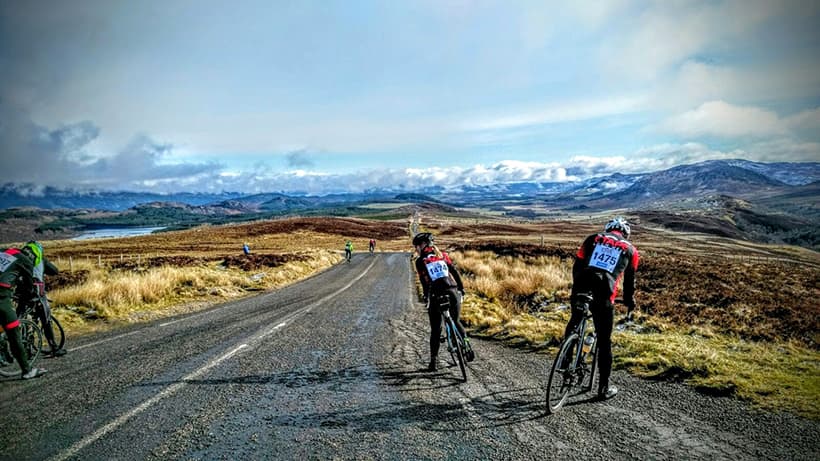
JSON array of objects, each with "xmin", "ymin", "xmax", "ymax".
[
  {"xmin": 412, "ymin": 232, "xmax": 471, "ymax": 372},
  {"xmin": 22, "ymin": 241, "xmax": 65, "ymax": 357},
  {"xmin": 565, "ymin": 216, "xmax": 639, "ymax": 401},
  {"xmin": 0, "ymin": 244, "xmax": 48, "ymax": 379}
]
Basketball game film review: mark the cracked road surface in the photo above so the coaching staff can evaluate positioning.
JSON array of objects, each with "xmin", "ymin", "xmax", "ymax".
[{"xmin": 2, "ymin": 253, "xmax": 817, "ymax": 460}]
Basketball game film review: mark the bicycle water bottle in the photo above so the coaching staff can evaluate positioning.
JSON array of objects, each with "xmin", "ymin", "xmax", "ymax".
[{"xmin": 582, "ymin": 332, "xmax": 596, "ymax": 354}]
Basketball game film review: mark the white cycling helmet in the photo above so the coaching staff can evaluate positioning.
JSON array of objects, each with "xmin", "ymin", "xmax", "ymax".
[{"xmin": 604, "ymin": 217, "xmax": 631, "ymax": 239}]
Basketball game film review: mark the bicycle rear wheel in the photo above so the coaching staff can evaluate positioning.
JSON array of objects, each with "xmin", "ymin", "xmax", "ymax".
[
  {"xmin": 546, "ymin": 334, "xmax": 580, "ymax": 414},
  {"xmin": 582, "ymin": 342, "xmax": 598, "ymax": 393},
  {"xmin": 449, "ymin": 319, "xmax": 467, "ymax": 382}
]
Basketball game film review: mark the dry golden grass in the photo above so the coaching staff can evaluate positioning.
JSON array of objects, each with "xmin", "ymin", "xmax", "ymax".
[
  {"xmin": 455, "ymin": 250, "xmax": 572, "ymax": 311},
  {"xmin": 445, "ymin": 242, "xmax": 820, "ymax": 419},
  {"xmin": 49, "ymin": 249, "xmax": 342, "ymax": 335}
]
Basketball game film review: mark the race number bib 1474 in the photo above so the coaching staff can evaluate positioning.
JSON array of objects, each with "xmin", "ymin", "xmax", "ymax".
[
  {"xmin": 425, "ymin": 259, "xmax": 450, "ymax": 281},
  {"xmin": 588, "ymin": 244, "xmax": 622, "ymax": 273}
]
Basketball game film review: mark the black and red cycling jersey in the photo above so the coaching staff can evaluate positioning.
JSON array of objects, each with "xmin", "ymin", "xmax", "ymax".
[
  {"xmin": 571, "ymin": 230, "xmax": 639, "ymax": 306},
  {"xmin": 414, "ymin": 247, "xmax": 464, "ymax": 299}
]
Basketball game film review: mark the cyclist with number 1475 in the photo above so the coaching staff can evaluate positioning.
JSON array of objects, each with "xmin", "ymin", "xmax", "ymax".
[{"xmin": 564, "ymin": 217, "xmax": 639, "ymax": 400}]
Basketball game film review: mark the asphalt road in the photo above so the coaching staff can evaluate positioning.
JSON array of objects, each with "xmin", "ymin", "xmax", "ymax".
[{"xmin": 1, "ymin": 252, "xmax": 817, "ymax": 460}]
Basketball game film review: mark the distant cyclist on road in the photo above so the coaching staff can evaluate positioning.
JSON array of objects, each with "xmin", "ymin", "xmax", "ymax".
[
  {"xmin": 412, "ymin": 232, "xmax": 471, "ymax": 372},
  {"xmin": 565, "ymin": 216, "xmax": 639, "ymax": 400},
  {"xmin": 369, "ymin": 239, "xmax": 376, "ymax": 253},
  {"xmin": 0, "ymin": 244, "xmax": 48, "ymax": 379},
  {"xmin": 344, "ymin": 240, "xmax": 353, "ymax": 262}
]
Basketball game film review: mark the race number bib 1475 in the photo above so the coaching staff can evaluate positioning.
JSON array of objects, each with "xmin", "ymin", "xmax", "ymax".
[
  {"xmin": 588, "ymin": 244, "xmax": 622, "ymax": 273},
  {"xmin": 425, "ymin": 259, "xmax": 450, "ymax": 281}
]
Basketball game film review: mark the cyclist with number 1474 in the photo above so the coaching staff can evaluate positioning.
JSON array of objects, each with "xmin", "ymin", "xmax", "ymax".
[{"xmin": 412, "ymin": 232, "xmax": 473, "ymax": 372}]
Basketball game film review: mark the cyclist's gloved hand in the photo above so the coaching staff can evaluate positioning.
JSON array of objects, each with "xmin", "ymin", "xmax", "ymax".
[
  {"xmin": 33, "ymin": 281, "xmax": 45, "ymax": 297},
  {"xmin": 625, "ymin": 301, "xmax": 636, "ymax": 321}
]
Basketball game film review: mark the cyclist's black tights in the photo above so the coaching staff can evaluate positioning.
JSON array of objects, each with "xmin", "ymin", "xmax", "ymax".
[
  {"xmin": 565, "ymin": 292, "xmax": 614, "ymax": 391},
  {"xmin": 427, "ymin": 289, "xmax": 465, "ymax": 359}
]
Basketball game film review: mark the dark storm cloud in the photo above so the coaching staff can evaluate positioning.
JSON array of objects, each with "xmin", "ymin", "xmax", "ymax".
[
  {"xmin": 0, "ymin": 99, "xmax": 222, "ymax": 191},
  {"xmin": 285, "ymin": 150, "xmax": 315, "ymax": 168}
]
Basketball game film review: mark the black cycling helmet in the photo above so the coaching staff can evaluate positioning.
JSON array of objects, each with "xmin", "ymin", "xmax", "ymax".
[
  {"xmin": 604, "ymin": 216, "xmax": 631, "ymax": 239},
  {"xmin": 412, "ymin": 232, "xmax": 433, "ymax": 247}
]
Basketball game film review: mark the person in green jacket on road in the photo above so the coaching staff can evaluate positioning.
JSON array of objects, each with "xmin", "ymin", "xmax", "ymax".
[
  {"xmin": 22, "ymin": 241, "xmax": 65, "ymax": 357},
  {"xmin": 344, "ymin": 241, "xmax": 354, "ymax": 262}
]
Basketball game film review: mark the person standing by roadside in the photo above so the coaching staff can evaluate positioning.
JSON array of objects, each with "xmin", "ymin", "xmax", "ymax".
[{"xmin": 565, "ymin": 217, "xmax": 639, "ymax": 400}]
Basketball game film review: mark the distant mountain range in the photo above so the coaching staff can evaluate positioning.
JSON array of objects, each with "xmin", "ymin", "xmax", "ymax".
[
  {"xmin": 1, "ymin": 159, "xmax": 817, "ymax": 212},
  {"xmin": 1, "ymin": 159, "xmax": 818, "ymax": 249}
]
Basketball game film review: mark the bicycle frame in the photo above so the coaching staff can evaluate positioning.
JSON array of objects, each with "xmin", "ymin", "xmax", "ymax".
[{"xmin": 433, "ymin": 295, "xmax": 468, "ymax": 382}]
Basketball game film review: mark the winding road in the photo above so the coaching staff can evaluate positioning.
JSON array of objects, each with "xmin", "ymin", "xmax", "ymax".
[{"xmin": 2, "ymin": 253, "xmax": 817, "ymax": 460}]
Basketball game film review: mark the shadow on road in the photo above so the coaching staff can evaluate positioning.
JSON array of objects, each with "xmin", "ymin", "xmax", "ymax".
[{"xmin": 136, "ymin": 363, "xmax": 551, "ymax": 431}]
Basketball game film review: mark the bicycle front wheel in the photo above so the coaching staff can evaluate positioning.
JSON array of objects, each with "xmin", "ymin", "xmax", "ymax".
[
  {"xmin": 546, "ymin": 334, "xmax": 580, "ymax": 414},
  {"xmin": 47, "ymin": 315, "xmax": 66, "ymax": 352}
]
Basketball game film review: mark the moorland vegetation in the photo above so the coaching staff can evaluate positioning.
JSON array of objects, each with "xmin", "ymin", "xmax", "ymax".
[{"xmin": 10, "ymin": 213, "xmax": 819, "ymax": 418}]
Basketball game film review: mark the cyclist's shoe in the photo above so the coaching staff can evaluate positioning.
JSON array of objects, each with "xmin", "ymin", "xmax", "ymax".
[
  {"xmin": 597, "ymin": 385, "xmax": 618, "ymax": 400},
  {"xmin": 464, "ymin": 338, "xmax": 475, "ymax": 362},
  {"xmin": 49, "ymin": 348, "xmax": 67, "ymax": 358},
  {"xmin": 22, "ymin": 367, "xmax": 47, "ymax": 380},
  {"xmin": 426, "ymin": 359, "xmax": 437, "ymax": 372}
]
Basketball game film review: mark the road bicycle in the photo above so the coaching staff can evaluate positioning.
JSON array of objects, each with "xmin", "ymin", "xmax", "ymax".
[
  {"xmin": 546, "ymin": 293, "xmax": 598, "ymax": 413},
  {"xmin": 18, "ymin": 292, "xmax": 65, "ymax": 353},
  {"xmin": 0, "ymin": 318, "xmax": 44, "ymax": 378},
  {"xmin": 432, "ymin": 294, "xmax": 469, "ymax": 382}
]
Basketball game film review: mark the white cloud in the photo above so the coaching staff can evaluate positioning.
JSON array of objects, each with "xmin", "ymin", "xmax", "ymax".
[
  {"xmin": 463, "ymin": 96, "xmax": 646, "ymax": 132},
  {"xmin": 654, "ymin": 101, "xmax": 788, "ymax": 138},
  {"xmin": 784, "ymin": 108, "xmax": 820, "ymax": 133},
  {"xmin": 599, "ymin": 0, "xmax": 784, "ymax": 81}
]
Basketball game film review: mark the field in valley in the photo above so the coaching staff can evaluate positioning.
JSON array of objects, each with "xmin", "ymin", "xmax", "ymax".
[{"xmin": 18, "ymin": 212, "xmax": 820, "ymax": 418}]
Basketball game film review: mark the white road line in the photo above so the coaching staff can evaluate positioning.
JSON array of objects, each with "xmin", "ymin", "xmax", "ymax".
[
  {"xmin": 51, "ymin": 344, "xmax": 249, "ymax": 461},
  {"xmin": 68, "ymin": 329, "xmax": 143, "ymax": 352},
  {"xmin": 51, "ymin": 256, "xmax": 379, "ymax": 461}
]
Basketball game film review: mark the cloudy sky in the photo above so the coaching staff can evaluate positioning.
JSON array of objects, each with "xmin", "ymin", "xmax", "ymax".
[{"xmin": 1, "ymin": 0, "xmax": 818, "ymax": 194}]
